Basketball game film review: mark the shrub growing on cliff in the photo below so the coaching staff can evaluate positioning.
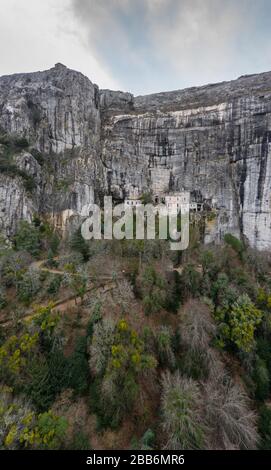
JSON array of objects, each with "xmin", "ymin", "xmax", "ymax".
[
  {"xmin": 14, "ymin": 221, "xmax": 41, "ymax": 257},
  {"xmin": 224, "ymin": 233, "xmax": 245, "ymax": 260}
]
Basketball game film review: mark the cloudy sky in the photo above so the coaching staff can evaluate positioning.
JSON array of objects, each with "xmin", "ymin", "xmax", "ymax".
[{"xmin": 0, "ymin": 0, "xmax": 271, "ymax": 95}]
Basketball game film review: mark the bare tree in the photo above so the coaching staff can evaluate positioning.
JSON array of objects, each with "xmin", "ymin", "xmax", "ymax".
[
  {"xmin": 204, "ymin": 374, "xmax": 259, "ymax": 449},
  {"xmin": 116, "ymin": 279, "xmax": 135, "ymax": 313},
  {"xmin": 89, "ymin": 317, "xmax": 115, "ymax": 375},
  {"xmin": 180, "ymin": 300, "xmax": 216, "ymax": 353}
]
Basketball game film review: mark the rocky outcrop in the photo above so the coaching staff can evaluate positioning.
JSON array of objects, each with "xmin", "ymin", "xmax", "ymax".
[
  {"xmin": 0, "ymin": 173, "xmax": 36, "ymax": 236},
  {"xmin": 0, "ymin": 63, "xmax": 102, "ymax": 235},
  {"xmin": 0, "ymin": 65, "xmax": 271, "ymax": 250}
]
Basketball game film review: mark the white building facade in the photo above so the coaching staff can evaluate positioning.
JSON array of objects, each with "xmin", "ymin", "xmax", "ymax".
[{"xmin": 164, "ymin": 191, "xmax": 190, "ymax": 214}]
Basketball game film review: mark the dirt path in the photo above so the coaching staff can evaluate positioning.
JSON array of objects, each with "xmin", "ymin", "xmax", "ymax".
[
  {"xmin": 30, "ymin": 257, "xmax": 67, "ymax": 275},
  {"xmin": 1, "ymin": 253, "xmax": 125, "ymax": 327},
  {"xmin": 22, "ymin": 281, "xmax": 117, "ymax": 324}
]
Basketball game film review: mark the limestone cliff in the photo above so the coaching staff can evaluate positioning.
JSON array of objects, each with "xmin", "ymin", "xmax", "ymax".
[
  {"xmin": 0, "ymin": 64, "xmax": 271, "ymax": 250},
  {"xmin": 0, "ymin": 63, "xmax": 102, "ymax": 234}
]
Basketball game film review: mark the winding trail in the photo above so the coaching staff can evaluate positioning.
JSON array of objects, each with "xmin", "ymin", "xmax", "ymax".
[
  {"xmin": 30, "ymin": 257, "xmax": 67, "ymax": 275},
  {"xmin": 1, "ymin": 256, "xmax": 125, "ymax": 327}
]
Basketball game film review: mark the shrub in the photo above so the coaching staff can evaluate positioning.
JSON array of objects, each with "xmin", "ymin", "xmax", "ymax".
[
  {"xmin": 31, "ymin": 148, "xmax": 44, "ymax": 166},
  {"xmin": 0, "ymin": 251, "xmax": 31, "ymax": 291},
  {"xmin": 47, "ymin": 275, "xmax": 62, "ymax": 295},
  {"xmin": 140, "ymin": 192, "xmax": 153, "ymax": 204},
  {"xmin": 200, "ymin": 249, "xmax": 219, "ymax": 280},
  {"xmin": 0, "ymin": 133, "xmax": 35, "ymax": 194},
  {"xmin": 49, "ymin": 232, "xmax": 60, "ymax": 256},
  {"xmin": 18, "ymin": 267, "xmax": 41, "ymax": 304},
  {"xmin": 224, "ymin": 233, "xmax": 245, "ymax": 259},
  {"xmin": 0, "ymin": 331, "xmax": 39, "ymax": 381},
  {"xmin": 211, "ymin": 273, "xmax": 238, "ymax": 309},
  {"xmin": 252, "ymin": 358, "xmax": 270, "ymax": 401},
  {"xmin": 70, "ymin": 229, "xmax": 90, "ymax": 262},
  {"xmin": 14, "ymin": 137, "xmax": 29, "ymax": 149},
  {"xmin": 140, "ymin": 429, "xmax": 155, "ymax": 450},
  {"xmin": 67, "ymin": 267, "xmax": 88, "ymax": 303},
  {"xmin": 258, "ymin": 405, "xmax": 271, "ymax": 449},
  {"xmin": 230, "ymin": 267, "xmax": 257, "ymax": 300},
  {"xmin": 257, "ymin": 337, "xmax": 271, "ymax": 371},
  {"xmin": 14, "ymin": 221, "xmax": 41, "ymax": 257},
  {"xmin": 155, "ymin": 326, "xmax": 175, "ymax": 368},
  {"xmin": 0, "ymin": 286, "xmax": 7, "ymax": 309},
  {"xmin": 69, "ymin": 431, "xmax": 91, "ymax": 450},
  {"xmin": 181, "ymin": 349, "xmax": 210, "ymax": 381}
]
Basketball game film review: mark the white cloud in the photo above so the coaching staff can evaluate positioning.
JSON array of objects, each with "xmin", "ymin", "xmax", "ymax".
[
  {"xmin": 1, "ymin": 0, "xmax": 271, "ymax": 94},
  {"xmin": 0, "ymin": 0, "xmax": 121, "ymax": 89},
  {"xmin": 69, "ymin": 0, "xmax": 271, "ymax": 93}
]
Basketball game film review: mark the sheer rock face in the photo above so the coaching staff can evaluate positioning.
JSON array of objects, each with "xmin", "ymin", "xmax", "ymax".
[
  {"xmin": 0, "ymin": 64, "xmax": 271, "ymax": 249},
  {"xmin": 101, "ymin": 74, "xmax": 271, "ymax": 250},
  {"xmin": 0, "ymin": 64, "xmax": 101, "ymax": 235},
  {"xmin": 0, "ymin": 173, "xmax": 35, "ymax": 236},
  {"xmin": 0, "ymin": 63, "xmax": 100, "ymax": 153}
]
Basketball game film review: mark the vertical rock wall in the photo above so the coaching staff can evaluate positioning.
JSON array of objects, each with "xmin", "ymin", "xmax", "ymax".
[{"xmin": 0, "ymin": 65, "xmax": 271, "ymax": 249}]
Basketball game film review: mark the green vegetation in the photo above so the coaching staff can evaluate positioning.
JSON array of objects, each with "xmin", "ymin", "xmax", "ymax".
[
  {"xmin": 0, "ymin": 224, "xmax": 270, "ymax": 450},
  {"xmin": 161, "ymin": 372, "xmax": 204, "ymax": 449},
  {"xmin": 215, "ymin": 294, "xmax": 262, "ymax": 352},
  {"xmin": 89, "ymin": 318, "xmax": 157, "ymax": 427},
  {"xmin": 0, "ymin": 130, "xmax": 36, "ymax": 193},
  {"xmin": 0, "ymin": 389, "xmax": 67, "ymax": 450},
  {"xmin": 70, "ymin": 228, "xmax": 90, "ymax": 261},
  {"xmin": 224, "ymin": 233, "xmax": 245, "ymax": 259},
  {"xmin": 140, "ymin": 266, "xmax": 167, "ymax": 315}
]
